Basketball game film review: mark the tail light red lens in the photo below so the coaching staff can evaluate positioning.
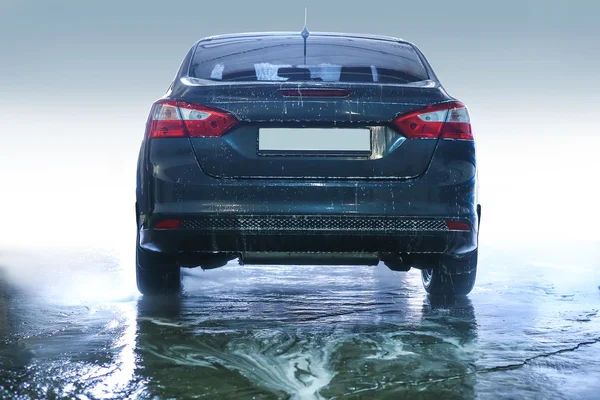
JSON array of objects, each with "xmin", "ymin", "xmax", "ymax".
[
  {"xmin": 446, "ymin": 220, "xmax": 471, "ymax": 231},
  {"xmin": 147, "ymin": 99, "xmax": 238, "ymax": 139},
  {"xmin": 155, "ymin": 219, "xmax": 182, "ymax": 229},
  {"xmin": 391, "ymin": 102, "xmax": 473, "ymax": 140}
]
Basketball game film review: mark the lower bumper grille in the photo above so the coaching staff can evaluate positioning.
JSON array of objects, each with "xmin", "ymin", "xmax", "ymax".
[{"xmin": 179, "ymin": 215, "xmax": 448, "ymax": 233}]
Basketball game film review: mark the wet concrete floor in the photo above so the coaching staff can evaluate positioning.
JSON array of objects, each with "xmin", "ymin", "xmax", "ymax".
[{"xmin": 1, "ymin": 241, "xmax": 599, "ymax": 399}]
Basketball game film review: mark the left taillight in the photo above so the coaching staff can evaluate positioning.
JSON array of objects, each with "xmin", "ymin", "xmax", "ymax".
[
  {"xmin": 155, "ymin": 219, "xmax": 182, "ymax": 229},
  {"xmin": 391, "ymin": 101, "xmax": 473, "ymax": 141},
  {"xmin": 147, "ymin": 99, "xmax": 238, "ymax": 139}
]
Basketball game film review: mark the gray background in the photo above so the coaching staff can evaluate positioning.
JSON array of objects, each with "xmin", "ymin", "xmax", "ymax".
[{"xmin": 1, "ymin": 0, "xmax": 599, "ymax": 248}]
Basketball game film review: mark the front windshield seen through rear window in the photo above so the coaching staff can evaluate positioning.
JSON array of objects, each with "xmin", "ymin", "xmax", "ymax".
[{"xmin": 189, "ymin": 35, "xmax": 429, "ymax": 84}]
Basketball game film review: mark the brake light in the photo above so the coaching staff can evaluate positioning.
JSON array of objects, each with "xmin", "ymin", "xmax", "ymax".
[
  {"xmin": 147, "ymin": 99, "xmax": 238, "ymax": 139},
  {"xmin": 279, "ymin": 89, "xmax": 352, "ymax": 97},
  {"xmin": 391, "ymin": 102, "xmax": 473, "ymax": 140}
]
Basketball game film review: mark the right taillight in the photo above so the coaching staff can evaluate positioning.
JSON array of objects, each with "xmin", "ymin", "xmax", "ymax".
[
  {"xmin": 147, "ymin": 99, "xmax": 238, "ymax": 139},
  {"xmin": 446, "ymin": 220, "xmax": 471, "ymax": 231},
  {"xmin": 391, "ymin": 101, "xmax": 473, "ymax": 141}
]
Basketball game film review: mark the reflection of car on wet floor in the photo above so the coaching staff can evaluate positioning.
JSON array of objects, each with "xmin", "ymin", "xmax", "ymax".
[
  {"xmin": 135, "ymin": 31, "xmax": 481, "ymax": 296},
  {"xmin": 133, "ymin": 283, "xmax": 479, "ymax": 398}
]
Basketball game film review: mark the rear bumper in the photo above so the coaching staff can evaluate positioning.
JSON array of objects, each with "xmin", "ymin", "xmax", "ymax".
[{"xmin": 139, "ymin": 215, "xmax": 477, "ymax": 255}]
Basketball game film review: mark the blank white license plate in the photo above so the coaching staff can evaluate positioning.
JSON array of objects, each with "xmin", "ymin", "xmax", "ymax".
[{"xmin": 258, "ymin": 128, "xmax": 371, "ymax": 153}]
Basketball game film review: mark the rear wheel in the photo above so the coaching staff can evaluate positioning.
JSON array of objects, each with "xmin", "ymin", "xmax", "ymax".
[
  {"xmin": 421, "ymin": 250, "xmax": 477, "ymax": 296},
  {"xmin": 136, "ymin": 245, "xmax": 181, "ymax": 296}
]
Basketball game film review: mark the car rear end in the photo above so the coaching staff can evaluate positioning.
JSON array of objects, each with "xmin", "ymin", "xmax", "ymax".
[{"xmin": 135, "ymin": 32, "xmax": 480, "ymax": 295}]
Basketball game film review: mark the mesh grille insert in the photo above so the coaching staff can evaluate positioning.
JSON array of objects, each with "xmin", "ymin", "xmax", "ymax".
[{"xmin": 179, "ymin": 215, "xmax": 448, "ymax": 233}]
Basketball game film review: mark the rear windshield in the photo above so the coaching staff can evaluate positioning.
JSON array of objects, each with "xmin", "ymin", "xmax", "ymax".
[{"xmin": 189, "ymin": 36, "xmax": 429, "ymax": 84}]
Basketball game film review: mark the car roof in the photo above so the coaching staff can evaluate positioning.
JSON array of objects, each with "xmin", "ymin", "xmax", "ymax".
[{"xmin": 198, "ymin": 31, "xmax": 405, "ymax": 44}]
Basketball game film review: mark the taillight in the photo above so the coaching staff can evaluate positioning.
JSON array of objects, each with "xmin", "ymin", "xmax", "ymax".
[
  {"xmin": 155, "ymin": 219, "xmax": 182, "ymax": 229},
  {"xmin": 147, "ymin": 99, "xmax": 238, "ymax": 139},
  {"xmin": 391, "ymin": 102, "xmax": 473, "ymax": 140},
  {"xmin": 446, "ymin": 220, "xmax": 471, "ymax": 231}
]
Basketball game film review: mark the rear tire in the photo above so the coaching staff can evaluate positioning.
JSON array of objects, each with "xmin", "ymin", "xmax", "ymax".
[
  {"xmin": 136, "ymin": 245, "xmax": 181, "ymax": 296},
  {"xmin": 421, "ymin": 250, "xmax": 477, "ymax": 296}
]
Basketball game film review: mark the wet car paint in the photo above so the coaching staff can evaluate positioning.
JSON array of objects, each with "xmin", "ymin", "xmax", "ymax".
[
  {"xmin": 1, "ymin": 241, "xmax": 599, "ymax": 399},
  {"xmin": 136, "ymin": 33, "xmax": 479, "ymax": 273}
]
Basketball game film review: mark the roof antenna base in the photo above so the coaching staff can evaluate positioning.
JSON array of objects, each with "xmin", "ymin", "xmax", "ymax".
[{"xmin": 301, "ymin": 7, "xmax": 310, "ymax": 39}]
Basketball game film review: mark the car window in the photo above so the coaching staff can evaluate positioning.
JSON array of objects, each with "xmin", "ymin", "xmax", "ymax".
[{"xmin": 190, "ymin": 36, "xmax": 429, "ymax": 84}]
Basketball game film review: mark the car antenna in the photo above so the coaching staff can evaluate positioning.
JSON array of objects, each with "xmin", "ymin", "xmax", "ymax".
[{"xmin": 301, "ymin": 7, "xmax": 309, "ymax": 65}]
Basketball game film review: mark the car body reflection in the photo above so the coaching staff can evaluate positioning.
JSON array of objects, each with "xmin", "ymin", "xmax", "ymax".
[{"xmin": 133, "ymin": 266, "xmax": 478, "ymax": 399}]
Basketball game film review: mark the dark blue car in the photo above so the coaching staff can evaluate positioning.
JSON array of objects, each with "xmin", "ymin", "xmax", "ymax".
[{"xmin": 135, "ymin": 32, "xmax": 481, "ymax": 296}]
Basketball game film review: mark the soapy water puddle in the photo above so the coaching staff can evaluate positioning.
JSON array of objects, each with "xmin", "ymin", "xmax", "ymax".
[{"xmin": 1, "ymin": 244, "xmax": 599, "ymax": 399}]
